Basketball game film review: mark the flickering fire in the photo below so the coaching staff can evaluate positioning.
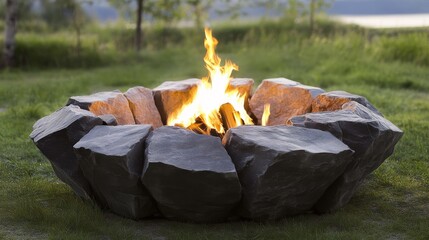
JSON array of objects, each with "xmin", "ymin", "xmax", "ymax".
[
  {"xmin": 261, "ymin": 104, "xmax": 271, "ymax": 126},
  {"xmin": 167, "ymin": 28, "xmax": 254, "ymax": 136}
]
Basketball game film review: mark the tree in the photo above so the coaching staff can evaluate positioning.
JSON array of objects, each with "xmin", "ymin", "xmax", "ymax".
[
  {"xmin": 2, "ymin": 0, "xmax": 18, "ymax": 68},
  {"xmin": 40, "ymin": 0, "xmax": 90, "ymax": 55},
  {"xmin": 308, "ymin": 0, "xmax": 332, "ymax": 35}
]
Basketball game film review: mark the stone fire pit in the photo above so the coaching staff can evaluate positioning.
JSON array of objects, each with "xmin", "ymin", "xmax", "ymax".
[{"xmin": 30, "ymin": 78, "xmax": 403, "ymax": 222}]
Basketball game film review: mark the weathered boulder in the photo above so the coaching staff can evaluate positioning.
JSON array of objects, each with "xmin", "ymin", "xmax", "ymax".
[
  {"xmin": 99, "ymin": 114, "xmax": 117, "ymax": 126},
  {"xmin": 223, "ymin": 125, "xmax": 353, "ymax": 221},
  {"xmin": 74, "ymin": 125, "xmax": 157, "ymax": 219},
  {"xmin": 312, "ymin": 91, "xmax": 382, "ymax": 116},
  {"xmin": 30, "ymin": 105, "xmax": 103, "ymax": 200},
  {"xmin": 142, "ymin": 126, "xmax": 242, "ymax": 223},
  {"xmin": 153, "ymin": 79, "xmax": 201, "ymax": 124},
  {"xmin": 288, "ymin": 102, "xmax": 403, "ymax": 213},
  {"xmin": 249, "ymin": 78, "xmax": 324, "ymax": 126},
  {"xmin": 228, "ymin": 78, "xmax": 255, "ymax": 117},
  {"xmin": 67, "ymin": 90, "xmax": 135, "ymax": 125},
  {"xmin": 124, "ymin": 86, "xmax": 163, "ymax": 128}
]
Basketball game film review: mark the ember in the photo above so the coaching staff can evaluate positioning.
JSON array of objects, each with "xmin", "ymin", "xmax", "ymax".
[{"xmin": 30, "ymin": 28, "xmax": 403, "ymax": 223}]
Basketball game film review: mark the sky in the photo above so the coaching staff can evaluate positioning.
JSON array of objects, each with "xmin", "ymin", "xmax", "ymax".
[{"xmin": 83, "ymin": 0, "xmax": 429, "ymax": 22}]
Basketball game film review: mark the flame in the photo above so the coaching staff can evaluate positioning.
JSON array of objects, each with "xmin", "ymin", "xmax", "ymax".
[
  {"xmin": 261, "ymin": 104, "xmax": 270, "ymax": 126},
  {"xmin": 167, "ymin": 28, "xmax": 254, "ymax": 136}
]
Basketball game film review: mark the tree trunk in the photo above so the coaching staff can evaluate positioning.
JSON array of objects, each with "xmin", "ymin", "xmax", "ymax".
[
  {"xmin": 309, "ymin": 0, "xmax": 315, "ymax": 36},
  {"xmin": 135, "ymin": 0, "xmax": 143, "ymax": 52},
  {"xmin": 3, "ymin": 0, "xmax": 18, "ymax": 68}
]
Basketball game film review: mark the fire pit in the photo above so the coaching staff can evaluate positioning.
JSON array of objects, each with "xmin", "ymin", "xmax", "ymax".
[{"xmin": 30, "ymin": 29, "xmax": 403, "ymax": 222}]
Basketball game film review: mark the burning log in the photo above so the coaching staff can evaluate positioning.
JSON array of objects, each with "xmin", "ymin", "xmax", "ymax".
[
  {"xmin": 67, "ymin": 90, "xmax": 135, "ymax": 125},
  {"xmin": 249, "ymin": 78, "xmax": 324, "ymax": 126},
  {"xmin": 74, "ymin": 125, "xmax": 157, "ymax": 219},
  {"xmin": 142, "ymin": 126, "xmax": 242, "ymax": 223},
  {"xmin": 311, "ymin": 91, "xmax": 382, "ymax": 116},
  {"xmin": 288, "ymin": 102, "xmax": 403, "ymax": 213},
  {"xmin": 219, "ymin": 103, "xmax": 243, "ymax": 132},
  {"xmin": 124, "ymin": 86, "xmax": 163, "ymax": 128},
  {"xmin": 223, "ymin": 125, "xmax": 353, "ymax": 220},
  {"xmin": 153, "ymin": 79, "xmax": 201, "ymax": 124},
  {"xmin": 30, "ymin": 105, "xmax": 104, "ymax": 201}
]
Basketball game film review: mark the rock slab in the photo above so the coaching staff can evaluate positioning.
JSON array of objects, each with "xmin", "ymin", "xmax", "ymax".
[
  {"xmin": 67, "ymin": 90, "xmax": 135, "ymax": 125},
  {"xmin": 74, "ymin": 125, "xmax": 157, "ymax": 219},
  {"xmin": 312, "ymin": 91, "xmax": 382, "ymax": 115},
  {"xmin": 142, "ymin": 126, "xmax": 242, "ymax": 223},
  {"xmin": 288, "ymin": 102, "xmax": 403, "ymax": 212},
  {"xmin": 249, "ymin": 78, "xmax": 324, "ymax": 125},
  {"xmin": 30, "ymin": 105, "xmax": 103, "ymax": 200},
  {"xmin": 223, "ymin": 125, "xmax": 353, "ymax": 221},
  {"xmin": 153, "ymin": 79, "xmax": 200, "ymax": 124},
  {"xmin": 124, "ymin": 86, "xmax": 163, "ymax": 128}
]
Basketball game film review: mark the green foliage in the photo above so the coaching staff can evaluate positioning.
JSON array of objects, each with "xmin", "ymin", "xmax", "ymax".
[
  {"xmin": 39, "ymin": 0, "xmax": 90, "ymax": 31},
  {"xmin": 373, "ymin": 33, "xmax": 429, "ymax": 66}
]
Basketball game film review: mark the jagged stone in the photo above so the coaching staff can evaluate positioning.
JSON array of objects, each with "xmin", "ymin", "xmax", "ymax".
[
  {"xmin": 228, "ymin": 78, "xmax": 254, "ymax": 97},
  {"xmin": 312, "ymin": 91, "xmax": 382, "ymax": 115},
  {"xmin": 223, "ymin": 125, "xmax": 353, "ymax": 221},
  {"xmin": 153, "ymin": 79, "xmax": 201, "ymax": 124},
  {"xmin": 74, "ymin": 125, "xmax": 157, "ymax": 219},
  {"xmin": 142, "ymin": 126, "xmax": 241, "ymax": 223},
  {"xmin": 124, "ymin": 86, "xmax": 163, "ymax": 128},
  {"xmin": 99, "ymin": 114, "xmax": 117, "ymax": 126},
  {"xmin": 288, "ymin": 102, "xmax": 403, "ymax": 213},
  {"xmin": 67, "ymin": 90, "xmax": 135, "ymax": 125},
  {"xmin": 30, "ymin": 105, "xmax": 103, "ymax": 200},
  {"xmin": 228, "ymin": 78, "xmax": 254, "ymax": 117},
  {"xmin": 249, "ymin": 78, "xmax": 324, "ymax": 125}
]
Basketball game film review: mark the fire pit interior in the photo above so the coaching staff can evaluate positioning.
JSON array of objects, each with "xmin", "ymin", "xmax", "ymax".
[{"xmin": 30, "ymin": 29, "xmax": 403, "ymax": 223}]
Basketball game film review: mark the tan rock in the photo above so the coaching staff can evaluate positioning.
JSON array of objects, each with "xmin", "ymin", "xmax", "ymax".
[
  {"xmin": 228, "ymin": 78, "xmax": 254, "ymax": 117},
  {"xmin": 249, "ymin": 78, "xmax": 324, "ymax": 126},
  {"xmin": 124, "ymin": 86, "xmax": 163, "ymax": 128},
  {"xmin": 312, "ymin": 91, "xmax": 382, "ymax": 115},
  {"xmin": 67, "ymin": 90, "xmax": 135, "ymax": 125},
  {"xmin": 153, "ymin": 79, "xmax": 201, "ymax": 124}
]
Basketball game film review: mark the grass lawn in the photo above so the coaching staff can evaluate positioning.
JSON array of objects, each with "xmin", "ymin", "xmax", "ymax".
[{"xmin": 0, "ymin": 30, "xmax": 428, "ymax": 239}]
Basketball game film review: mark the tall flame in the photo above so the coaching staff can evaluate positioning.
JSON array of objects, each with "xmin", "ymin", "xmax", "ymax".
[
  {"xmin": 167, "ymin": 28, "xmax": 254, "ymax": 136},
  {"xmin": 261, "ymin": 104, "xmax": 271, "ymax": 126}
]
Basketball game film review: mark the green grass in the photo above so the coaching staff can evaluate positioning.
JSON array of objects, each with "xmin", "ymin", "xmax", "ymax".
[{"xmin": 0, "ymin": 23, "xmax": 429, "ymax": 239}]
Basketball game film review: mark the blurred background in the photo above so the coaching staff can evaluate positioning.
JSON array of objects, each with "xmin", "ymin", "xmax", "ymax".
[{"xmin": 1, "ymin": 0, "xmax": 429, "ymax": 69}]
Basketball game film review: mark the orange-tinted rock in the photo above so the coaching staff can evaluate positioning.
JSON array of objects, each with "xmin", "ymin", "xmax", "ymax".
[
  {"xmin": 228, "ymin": 78, "xmax": 254, "ymax": 117},
  {"xmin": 153, "ymin": 79, "xmax": 201, "ymax": 124},
  {"xmin": 124, "ymin": 86, "xmax": 163, "ymax": 128},
  {"xmin": 249, "ymin": 78, "xmax": 324, "ymax": 126},
  {"xmin": 312, "ymin": 91, "xmax": 382, "ymax": 116},
  {"xmin": 228, "ymin": 78, "xmax": 254, "ymax": 98},
  {"xmin": 67, "ymin": 91, "xmax": 135, "ymax": 125}
]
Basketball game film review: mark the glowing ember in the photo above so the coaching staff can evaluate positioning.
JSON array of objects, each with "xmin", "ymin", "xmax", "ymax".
[{"xmin": 167, "ymin": 28, "xmax": 254, "ymax": 136}]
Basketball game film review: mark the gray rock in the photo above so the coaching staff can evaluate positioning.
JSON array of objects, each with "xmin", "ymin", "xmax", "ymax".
[
  {"xmin": 99, "ymin": 114, "xmax": 117, "ymax": 126},
  {"xmin": 288, "ymin": 102, "xmax": 403, "ymax": 213},
  {"xmin": 124, "ymin": 86, "xmax": 163, "ymax": 128},
  {"xmin": 153, "ymin": 79, "xmax": 201, "ymax": 124},
  {"xmin": 142, "ymin": 126, "xmax": 241, "ymax": 223},
  {"xmin": 249, "ymin": 78, "xmax": 324, "ymax": 125},
  {"xmin": 223, "ymin": 125, "xmax": 353, "ymax": 221},
  {"xmin": 30, "ymin": 105, "xmax": 103, "ymax": 200},
  {"xmin": 74, "ymin": 125, "xmax": 157, "ymax": 219},
  {"xmin": 312, "ymin": 91, "xmax": 382, "ymax": 116},
  {"xmin": 67, "ymin": 90, "xmax": 135, "ymax": 125}
]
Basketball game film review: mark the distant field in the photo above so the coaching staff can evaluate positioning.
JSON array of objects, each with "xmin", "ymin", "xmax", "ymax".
[
  {"xmin": 0, "ymin": 23, "xmax": 428, "ymax": 239},
  {"xmin": 335, "ymin": 14, "xmax": 429, "ymax": 28}
]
